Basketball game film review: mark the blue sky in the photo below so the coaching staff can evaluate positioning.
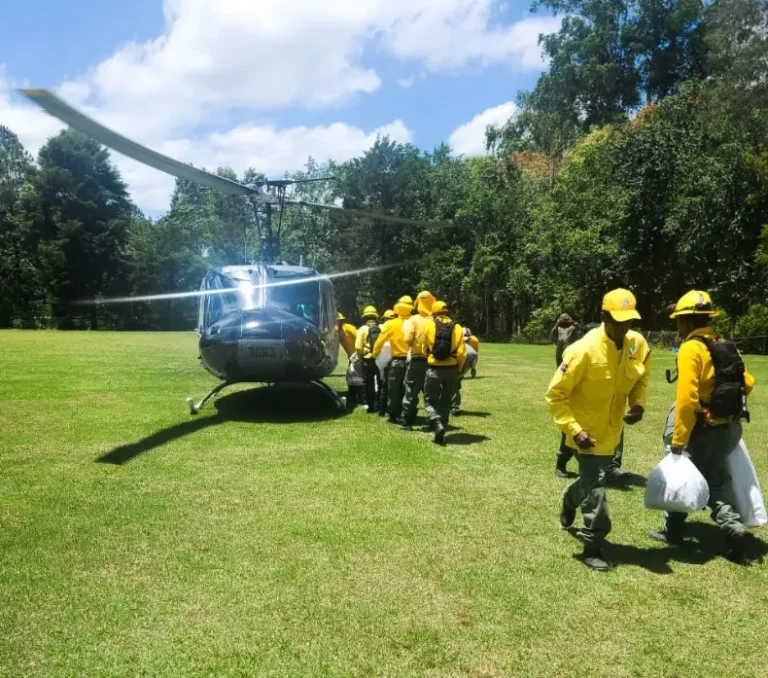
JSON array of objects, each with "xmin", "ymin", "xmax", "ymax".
[{"xmin": 0, "ymin": 0, "xmax": 556, "ymax": 213}]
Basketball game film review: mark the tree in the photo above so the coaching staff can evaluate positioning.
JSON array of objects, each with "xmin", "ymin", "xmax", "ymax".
[
  {"xmin": 0, "ymin": 126, "xmax": 38, "ymax": 327},
  {"xmin": 23, "ymin": 130, "xmax": 133, "ymax": 329}
]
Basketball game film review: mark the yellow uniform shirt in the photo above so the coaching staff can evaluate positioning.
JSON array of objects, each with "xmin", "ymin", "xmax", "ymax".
[
  {"xmin": 545, "ymin": 325, "xmax": 652, "ymax": 455},
  {"xmin": 404, "ymin": 313, "xmax": 430, "ymax": 358},
  {"xmin": 673, "ymin": 327, "xmax": 755, "ymax": 447},
  {"xmin": 355, "ymin": 322, "xmax": 379, "ymax": 360},
  {"xmin": 338, "ymin": 323, "xmax": 357, "ymax": 358},
  {"xmin": 425, "ymin": 317, "xmax": 467, "ymax": 371}
]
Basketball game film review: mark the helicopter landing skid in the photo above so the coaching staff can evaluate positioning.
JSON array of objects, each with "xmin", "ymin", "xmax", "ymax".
[
  {"xmin": 310, "ymin": 380, "xmax": 347, "ymax": 413},
  {"xmin": 186, "ymin": 380, "xmax": 234, "ymax": 415}
]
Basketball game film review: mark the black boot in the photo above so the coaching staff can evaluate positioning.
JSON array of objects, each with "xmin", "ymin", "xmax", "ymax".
[
  {"xmin": 555, "ymin": 461, "xmax": 569, "ymax": 479},
  {"xmin": 648, "ymin": 528, "xmax": 683, "ymax": 547},
  {"xmin": 725, "ymin": 532, "xmax": 765, "ymax": 566},
  {"xmin": 560, "ymin": 499, "xmax": 576, "ymax": 528},
  {"xmin": 583, "ymin": 546, "xmax": 612, "ymax": 571},
  {"xmin": 433, "ymin": 422, "xmax": 446, "ymax": 445}
]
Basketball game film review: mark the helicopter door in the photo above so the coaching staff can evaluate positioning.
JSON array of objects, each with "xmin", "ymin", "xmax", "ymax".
[{"xmin": 319, "ymin": 279, "xmax": 338, "ymax": 362}]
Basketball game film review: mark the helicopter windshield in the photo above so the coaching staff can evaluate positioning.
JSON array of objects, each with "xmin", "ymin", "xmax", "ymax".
[{"xmin": 268, "ymin": 281, "xmax": 320, "ymax": 326}]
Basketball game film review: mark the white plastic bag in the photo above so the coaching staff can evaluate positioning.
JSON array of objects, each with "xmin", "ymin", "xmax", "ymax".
[
  {"xmin": 376, "ymin": 342, "xmax": 392, "ymax": 380},
  {"xmin": 645, "ymin": 453, "xmax": 710, "ymax": 513},
  {"xmin": 346, "ymin": 355, "xmax": 364, "ymax": 387},
  {"xmin": 725, "ymin": 439, "xmax": 768, "ymax": 527}
]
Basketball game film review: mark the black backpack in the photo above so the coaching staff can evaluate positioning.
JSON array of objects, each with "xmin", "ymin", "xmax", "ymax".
[
  {"xmin": 689, "ymin": 335, "xmax": 748, "ymax": 421},
  {"xmin": 367, "ymin": 322, "xmax": 382, "ymax": 352},
  {"xmin": 432, "ymin": 319, "xmax": 457, "ymax": 361}
]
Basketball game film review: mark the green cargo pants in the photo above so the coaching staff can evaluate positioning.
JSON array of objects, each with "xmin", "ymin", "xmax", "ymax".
[
  {"xmin": 402, "ymin": 358, "xmax": 428, "ymax": 425},
  {"xmin": 424, "ymin": 366, "xmax": 459, "ymax": 428},
  {"xmin": 665, "ymin": 420, "xmax": 745, "ymax": 540},
  {"xmin": 562, "ymin": 453, "xmax": 612, "ymax": 547},
  {"xmin": 387, "ymin": 358, "xmax": 408, "ymax": 418}
]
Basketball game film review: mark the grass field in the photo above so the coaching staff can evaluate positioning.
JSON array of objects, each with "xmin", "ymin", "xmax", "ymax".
[{"xmin": 1, "ymin": 331, "xmax": 768, "ymax": 678}]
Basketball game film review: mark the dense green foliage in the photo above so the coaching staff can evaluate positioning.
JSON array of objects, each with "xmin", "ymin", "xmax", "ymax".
[{"xmin": 1, "ymin": 0, "xmax": 766, "ymax": 337}]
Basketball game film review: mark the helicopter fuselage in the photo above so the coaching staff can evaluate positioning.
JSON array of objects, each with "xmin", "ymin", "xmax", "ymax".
[{"xmin": 197, "ymin": 264, "xmax": 340, "ymax": 383}]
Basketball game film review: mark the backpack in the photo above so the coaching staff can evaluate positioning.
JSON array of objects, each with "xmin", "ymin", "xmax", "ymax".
[
  {"xmin": 688, "ymin": 335, "xmax": 748, "ymax": 421},
  {"xmin": 367, "ymin": 322, "xmax": 382, "ymax": 353},
  {"xmin": 432, "ymin": 319, "xmax": 457, "ymax": 361}
]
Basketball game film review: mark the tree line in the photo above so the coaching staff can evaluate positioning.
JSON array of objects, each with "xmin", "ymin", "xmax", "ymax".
[{"xmin": 1, "ymin": 0, "xmax": 767, "ymax": 339}]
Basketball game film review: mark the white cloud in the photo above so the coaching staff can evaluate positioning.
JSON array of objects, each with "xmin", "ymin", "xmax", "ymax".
[
  {"xmin": 398, "ymin": 77, "xmax": 416, "ymax": 89},
  {"xmin": 449, "ymin": 101, "xmax": 517, "ymax": 156},
  {"xmin": 56, "ymin": 0, "xmax": 557, "ymax": 136},
  {"xmin": 1, "ymin": 1, "xmax": 559, "ymax": 212},
  {"xmin": 0, "ymin": 73, "xmax": 413, "ymax": 212}
]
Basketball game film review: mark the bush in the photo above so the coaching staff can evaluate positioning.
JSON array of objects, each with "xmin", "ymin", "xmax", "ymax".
[{"xmin": 734, "ymin": 305, "xmax": 768, "ymax": 337}]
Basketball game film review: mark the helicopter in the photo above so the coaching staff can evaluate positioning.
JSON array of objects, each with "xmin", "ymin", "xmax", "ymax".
[{"xmin": 22, "ymin": 89, "xmax": 449, "ymax": 415}]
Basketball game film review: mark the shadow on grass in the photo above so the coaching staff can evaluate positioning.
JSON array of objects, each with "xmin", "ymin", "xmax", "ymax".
[
  {"xmin": 453, "ymin": 411, "xmax": 492, "ymax": 419},
  {"xmin": 607, "ymin": 472, "xmax": 648, "ymax": 491},
  {"xmin": 564, "ymin": 522, "xmax": 766, "ymax": 574},
  {"xmin": 97, "ymin": 383, "xmax": 346, "ymax": 465},
  {"xmin": 446, "ymin": 433, "xmax": 490, "ymax": 446}
]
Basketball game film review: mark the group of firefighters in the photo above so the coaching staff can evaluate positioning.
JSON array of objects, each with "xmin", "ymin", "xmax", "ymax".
[
  {"xmin": 335, "ymin": 291, "xmax": 479, "ymax": 445},
  {"xmin": 546, "ymin": 288, "xmax": 763, "ymax": 571}
]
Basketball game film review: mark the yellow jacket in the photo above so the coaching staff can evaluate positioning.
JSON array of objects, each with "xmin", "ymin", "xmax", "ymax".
[
  {"xmin": 425, "ymin": 317, "xmax": 467, "ymax": 371},
  {"xmin": 355, "ymin": 321, "xmax": 379, "ymax": 360},
  {"xmin": 468, "ymin": 335, "xmax": 479, "ymax": 352},
  {"xmin": 373, "ymin": 300, "xmax": 413, "ymax": 359},
  {"xmin": 672, "ymin": 327, "xmax": 755, "ymax": 447},
  {"xmin": 338, "ymin": 323, "xmax": 357, "ymax": 358},
  {"xmin": 404, "ymin": 312, "xmax": 431, "ymax": 358},
  {"xmin": 545, "ymin": 325, "xmax": 652, "ymax": 455}
]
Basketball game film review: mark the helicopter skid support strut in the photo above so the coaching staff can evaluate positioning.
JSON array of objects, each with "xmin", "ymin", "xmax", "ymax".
[
  {"xmin": 186, "ymin": 380, "xmax": 234, "ymax": 415},
  {"xmin": 310, "ymin": 380, "xmax": 347, "ymax": 412}
]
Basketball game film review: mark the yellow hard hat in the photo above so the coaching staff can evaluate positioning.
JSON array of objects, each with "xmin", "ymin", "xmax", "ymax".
[
  {"xmin": 602, "ymin": 288, "xmax": 641, "ymax": 322},
  {"xmin": 416, "ymin": 290, "xmax": 435, "ymax": 315},
  {"xmin": 336, "ymin": 312, "xmax": 346, "ymax": 321},
  {"xmin": 397, "ymin": 295, "xmax": 414, "ymax": 306},
  {"xmin": 432, "ymin": 301, "xmax": 449, "ymax": 316},
  {"xmin": 669, "ymin": 290, "xmax": 720, "ymax": 319},
  {"xmin": 362, "ymin": 305, "xmax": 378, "ymax": 319},
  {"xmin": 382, "ymin": 309, "xmax": 396, "ymax": 320}
]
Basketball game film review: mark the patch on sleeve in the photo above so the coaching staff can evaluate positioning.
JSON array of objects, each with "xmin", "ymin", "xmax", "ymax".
[
  {"xmin": 560, "ymin": 362, "xmax": 569, "ymax": 373},
  {"xmin": 629, "ymin": 344, "xmax": 638, "ymax": 360}
]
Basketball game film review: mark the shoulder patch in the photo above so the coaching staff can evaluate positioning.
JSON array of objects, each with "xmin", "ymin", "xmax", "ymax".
[{"xmin": 560, "ymin": 362, "xmax": 569, "ymax": 373}]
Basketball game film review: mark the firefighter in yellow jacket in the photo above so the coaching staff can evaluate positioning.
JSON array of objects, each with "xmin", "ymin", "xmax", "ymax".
[
  {"xmin": 424, "ymin": 301, "xmax": 466, "ymax": 444},
  {"xmin": 649, "ymin": 291, "xmax": 762, "ymax": 565},
  {"xmin": 355, "ymin": 306, "xmax": 382, "ymax": 414},
  {"xmin": 401, "ymin": 290, "xmax": 435, "ymax": 430},
  {"xmin": 372, "ymin": 296, "xmax": 414, "ymax": 423},
  {"xmin": 546, "ymin": 289, "xmax": 651, "ymax": 571},
  {"xmin": 376, "ymin": 309, "xmax": 397, "ymax": 416},
  {"xmin": 335, "ymin": 312, "xmax": 358, "ymax": 359}
]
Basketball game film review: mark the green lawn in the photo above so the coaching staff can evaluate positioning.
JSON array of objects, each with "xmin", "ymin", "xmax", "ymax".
[{"xmin": 1, "ymin": 331, "xmax": 767, "ymax": 678}]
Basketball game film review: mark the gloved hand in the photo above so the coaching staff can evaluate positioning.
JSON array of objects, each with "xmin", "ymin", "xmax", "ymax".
[
  {"xmin": 670, "ymin": 446, "xmax": 683, "ymax": 456},
  {"xmin": 574, "ymin": 430, "xmax": 596, "ymax": 450},
  {"xmin": 623, "ymin": 405, "xmax": 644, "ymax": 426}
]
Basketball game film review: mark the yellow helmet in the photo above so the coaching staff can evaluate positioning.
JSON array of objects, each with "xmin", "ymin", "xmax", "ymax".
[
  {"xmin": 382, "ymin": 309, "xmax": 396, "ymax": 320},
  {"xmin": 432, "ymin": 301, "xmax": 449, "ymax": 316},
  {"xmin": 669, "ymin": 290, "xmax": 720, "ymax": 319},
  {"xmin": 362, "ymin": 305, "xmax": 379, "ymax": 319},
  {"xmin": 397, "ymin": 295, "xmax": 414, "ymax": 306},
  {"xmin": 336, "ymin": 312, "xmax": 346, "ymax": 321},
  {"xmin": 416, "ymin": 290, "xmax": 435, "ymax": 315}
]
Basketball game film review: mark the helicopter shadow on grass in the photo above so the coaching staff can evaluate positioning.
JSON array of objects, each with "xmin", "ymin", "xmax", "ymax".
[{"xmin": 97, "ymin": 384, "xmax": 348, "ymax": 465}]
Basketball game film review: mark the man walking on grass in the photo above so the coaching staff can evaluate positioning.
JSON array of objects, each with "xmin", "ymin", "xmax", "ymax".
[{"xmin": 545, "ymin": 289, "xmax": 651, "ymax": 571}]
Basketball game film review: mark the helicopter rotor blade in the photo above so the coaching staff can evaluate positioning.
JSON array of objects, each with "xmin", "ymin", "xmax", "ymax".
[
  {"xmin": 264, "ymin": 177, "xmax": 334, "ymax": 188},
  {"xmin": 74, "ymin": 261, "xmax": 416, "ymax": 306},
  {"xmin": 20, "ymin": 88, "xmax": 262, "ymax": 199},
  {"xmin": 284, "ymin": 199, "xmax": 454, "ymax": 229}
]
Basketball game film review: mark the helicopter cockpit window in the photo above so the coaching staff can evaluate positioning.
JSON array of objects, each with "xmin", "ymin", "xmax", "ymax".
[
  {"xmin": 204, "ymin": 275, "xmax": 241, "ymax": 328},
  {"xmin": 269, "ymin": 281, "xmax": 320, "ymax": 326}
]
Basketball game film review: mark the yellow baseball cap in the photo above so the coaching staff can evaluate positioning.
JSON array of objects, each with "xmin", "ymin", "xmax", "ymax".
[
  {"xmin": 432, "ymin": 301, "xmax": 449, "ymax": 316},
  {"xmin": 602, "ymin": 289, "xmax": 641, "ymax": 322}
]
